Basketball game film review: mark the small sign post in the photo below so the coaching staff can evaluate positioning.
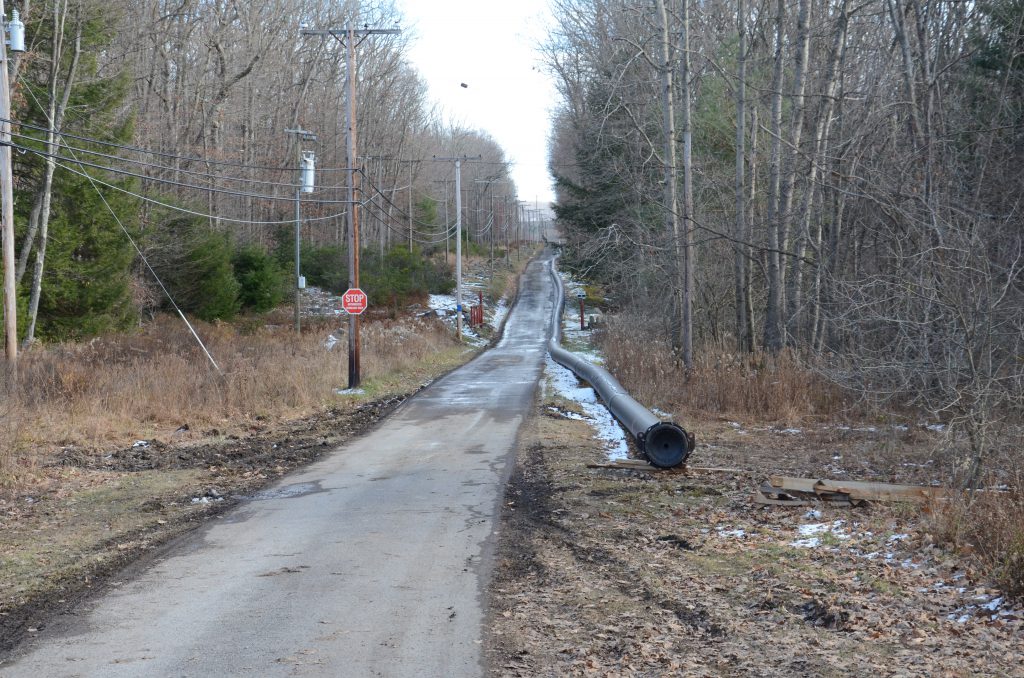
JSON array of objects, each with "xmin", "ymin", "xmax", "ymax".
[{"xmin": 342, "ymin": 288, "xmax": 368, "ymax": 315}]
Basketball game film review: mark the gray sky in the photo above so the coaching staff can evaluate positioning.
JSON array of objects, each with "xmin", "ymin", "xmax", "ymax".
[{"xmin": 395, "ymin": 0, "xmax": 558, "ymax": 207}]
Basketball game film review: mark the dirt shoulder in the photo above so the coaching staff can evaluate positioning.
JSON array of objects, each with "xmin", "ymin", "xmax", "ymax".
[
  {"xmin": 0, "ymin": 392, "xmax": 420, "ymax": 654},
  {"xmin": 487, "ymin": 391, "xmax": 1023, "ymax": 676}
]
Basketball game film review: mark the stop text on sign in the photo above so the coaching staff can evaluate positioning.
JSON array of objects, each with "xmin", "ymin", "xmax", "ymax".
[{"xmin": 342, "ymin": 288, "xmax": 368, "ymax": 315}]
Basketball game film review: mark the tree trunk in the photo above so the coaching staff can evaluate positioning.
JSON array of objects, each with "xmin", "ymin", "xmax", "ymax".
[
  {"xmin": 654, "ymin": 0, "xmax": 684, "ymax": 358},
  {"xmin": 679, "ymin": 0, "xmax": 695, "ymax": 368},
  {"xmin": 733, "ymin": 0, "xmax": 749, "ymax": 353},
  {"xmin": 779, "ymin": 0, "xmax": 812, "ymax": 347},
  {"xmin": 25, "ymin": 5, "xmax": 82, "ymax": 345},
  {"xmin": 787, "ymin": 1, "xmax": 848, "ymax": 345},
  {"xmin": 763, "ymin": 0, "xmax": 786, "ymax": 352}
]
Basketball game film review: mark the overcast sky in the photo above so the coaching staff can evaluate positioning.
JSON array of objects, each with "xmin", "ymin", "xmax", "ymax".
[{"xmin": 395, "ymin": 0, "xmax": 558, "ymax": 208}]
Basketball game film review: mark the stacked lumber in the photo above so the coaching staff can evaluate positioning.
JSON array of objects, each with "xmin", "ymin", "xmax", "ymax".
[{"xmin": 755, "ymin": 476, "xmax": 948, "ymax": 506}]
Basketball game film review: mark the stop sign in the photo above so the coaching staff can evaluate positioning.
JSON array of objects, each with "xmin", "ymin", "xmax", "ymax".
[{"xmin": 342, "ymin": 288, "xmax": 368, "ymax": 315}]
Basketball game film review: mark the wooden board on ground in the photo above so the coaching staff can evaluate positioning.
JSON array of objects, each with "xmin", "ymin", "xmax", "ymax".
[
  {"xmin": 758, "ymin": 476, "xmax": 948, "ymax": 505},
  {"xmin": 586, "ymin": 460, "xmax": 745, "ymax": 474}
]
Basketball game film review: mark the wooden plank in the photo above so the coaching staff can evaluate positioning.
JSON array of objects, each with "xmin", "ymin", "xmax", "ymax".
[
  {"xmin": 586, "ymin": 461, "xmax": 745, "ymax": 474},
  {"xmin": 769, "ymin": 476, "xmax": 947, "ymax": 503},
  {"xmin": 688, "ymin": 466, "xmax": 747, "ymax": 475},
  {"xmin": 769, "ymin": 476, "xmax": 821, "ymax": 494},
  {"xmin": 752, "ymin": 491, "xmax": 807, "ymax": 507},
  {"xmin": 818, "ymin": 479, "xmax": 947, "ymax": 502}
]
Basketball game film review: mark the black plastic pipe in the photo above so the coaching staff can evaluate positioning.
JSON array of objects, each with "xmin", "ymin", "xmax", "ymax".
[{"xmin": 546, "ymin": 258, "xmax": 692, "ymax": 468}]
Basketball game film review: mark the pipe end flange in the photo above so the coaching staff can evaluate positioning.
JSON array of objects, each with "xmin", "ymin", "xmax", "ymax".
[{"xmin": 642, "ymin": 422, "xmax": 692, "ymax": 469}]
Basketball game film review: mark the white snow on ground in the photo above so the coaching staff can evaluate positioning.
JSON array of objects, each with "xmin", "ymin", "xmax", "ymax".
[
  {"xmin": 790, "ymin": 520, "xmax": 851, "ymax": 548},
  {"xmin": 490, "ymin": 298, "xmax": 509, "ymax": 331},
  {"xmin": 427, "ymin": 293, "xmax": 486, "ymax": 346},
  {"xmin": 544, "ymin": 354, "xmax": 630, "ymax": 461},
  {"xmin": 428, "ymin": 293, "xmax": 458, "ymax": 313},
  {"xmin": 948, "ymin": 595, "xmax": 1024, "ymax": 624},
  {"xmin": 717, "ymin": 528, "xmax": 747, "ymax": 538}
]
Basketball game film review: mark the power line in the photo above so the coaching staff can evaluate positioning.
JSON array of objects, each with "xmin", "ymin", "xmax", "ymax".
[
  {"xmin": 8, "ymin": 128, "xmax": 312, "ymax": 190},
  {"xmin": 51, "ymin": 159, "xmax": 350, "ymax": 225},
  {"xmin": 9, "ymin": 140, "xmax": 358, "ymax": 205},
  {"xmin": 1, "ymin": 117, "xmax": 357, "ymax": 172}
]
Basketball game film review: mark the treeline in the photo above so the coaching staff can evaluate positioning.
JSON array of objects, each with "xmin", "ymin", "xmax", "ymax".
[
  {"xmin": 545, "ymin": 0, "xmax": 1023, "ymax": 476},
  {"xmin": 8, "ymin": 0, "xmax": 516, "ymax": 341}
]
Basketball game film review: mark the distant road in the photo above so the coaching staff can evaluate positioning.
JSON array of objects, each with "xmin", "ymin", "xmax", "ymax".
[{"xmin": 2, "ymin": 252, "xmax": 557, "ymax": 678}]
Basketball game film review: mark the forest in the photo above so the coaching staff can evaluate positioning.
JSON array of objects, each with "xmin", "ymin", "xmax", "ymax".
[
  {"xmin": 1, "ymin": 0, "xmax": 519, "ymax": 343},
  {"xmin": 544, "ymin": 0, "xmax": 1023, "ymax": 486}
]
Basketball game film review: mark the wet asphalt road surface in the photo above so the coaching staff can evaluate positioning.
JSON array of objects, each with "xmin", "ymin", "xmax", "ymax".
[{"xmin": 1, "ymin": 252, "xmax": 557, "ymax": 677}]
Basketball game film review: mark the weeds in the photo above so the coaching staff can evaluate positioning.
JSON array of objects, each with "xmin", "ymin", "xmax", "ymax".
[
  {"xmin": 0, "ymin": 313, "xmax": 458, "ymax": 486},
  {"xmin": 597, "ymin": 314, "xmax": 845, "ymax": 421},
  {"xmin": 928, "ymin": 472, "xmax": 1024, "ymax": 601}
]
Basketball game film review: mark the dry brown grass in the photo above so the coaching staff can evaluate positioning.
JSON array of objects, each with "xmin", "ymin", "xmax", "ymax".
[
  {"xmin": 597, "ymin": 315, "xmax": 846, "ymax": 423},
  {"xmin": 930, "ymin": 485, "xmax": 1024, "ymax": 600},
  {"xmin": 0, "ymin": 313, "xmax": 461, "ymax": 485},
  {"xmin": 926, "ymin": 463, "xmax": 1024, "ymax": 601}
]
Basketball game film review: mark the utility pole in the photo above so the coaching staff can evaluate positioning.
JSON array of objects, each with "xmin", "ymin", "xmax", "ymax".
[
  {"xmin": 301, "ymin": 23, "xmax": 400, "ymax": 389},
  {"xmin": 407, "ymin": 160, "xmax": 414, "ymax": 252},
  {"xmin": 432, "ymin": 179, "xmax": 453, "ymax": 264},
  {"xmin": 455, "ymin": 159, "xmax": 462, "ymax": 340},
  {"xmin": 474, "ymin": 179, "xmax": 494, "ymax": 275},
  {"xmin": 502, "ymin": 196, "xmax": 510, "ymax": 267},
  {"xmin": 434, "ymin": 156, "xmax": 479, "ymax": 340},
  {"xmin": 1, "ymin": 4, "xmax": 24, "ymax": 376},
  {"xmin": 285, "ymin": 127, "xmax": 316, "ymax": 335}
]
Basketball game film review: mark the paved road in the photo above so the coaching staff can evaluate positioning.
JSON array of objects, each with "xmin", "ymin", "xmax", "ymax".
[{"xmin": 2, "ymin": 253, "xmax": 557, "ymax": 678}]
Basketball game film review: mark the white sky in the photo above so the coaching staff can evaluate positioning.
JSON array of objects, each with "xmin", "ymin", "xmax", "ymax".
[{"xmin": 395, "ymin": 0, "xmax": 558, "ymax": 207}]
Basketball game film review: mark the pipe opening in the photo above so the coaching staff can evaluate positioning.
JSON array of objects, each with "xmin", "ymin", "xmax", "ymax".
[{"xmin": 643, "ymin": 422, "xmax": 690, "ymax": 468}]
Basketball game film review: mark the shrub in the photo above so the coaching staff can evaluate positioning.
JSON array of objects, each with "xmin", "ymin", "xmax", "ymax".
[
  {"xmin": 145, "ymin": 217, "xmax": 240, "ymax": 321},
  {"xmin": 360, "ymin": 246, "xmax": 454, "ymax": 307},
  {"xmin": 233, "ymin": 246, "xmax": 285, "ymax": 312}
]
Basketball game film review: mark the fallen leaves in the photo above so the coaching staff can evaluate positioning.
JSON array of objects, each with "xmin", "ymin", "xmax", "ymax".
[{"xmin": 488, "ymin": 401, "xmax": 1024, "ymax": 677}]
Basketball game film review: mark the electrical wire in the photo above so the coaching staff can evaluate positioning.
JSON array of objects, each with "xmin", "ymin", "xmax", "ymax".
[
  {"xmin": 359, "ymin": 197, "xmax": 459, "ymax": 245},
  {"xmin": 9, "ymin": 128, "xmax": 312, "ymax": 190},
  {"xmin": 9, "ymin": 141, "xmax": 360, "ymax": 205},
  {"xmin": 51, "ymin": 159, "xmax": 351, "ymax": 225},
  {"xmin": 2, "ymin": 116, "xmax": 354, "ymax": 172}
]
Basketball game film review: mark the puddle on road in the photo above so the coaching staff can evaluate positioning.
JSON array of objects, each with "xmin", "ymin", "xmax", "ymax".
[{"xmin": 248, "ymin": 481, "xmax": 324, "ymax": 501}]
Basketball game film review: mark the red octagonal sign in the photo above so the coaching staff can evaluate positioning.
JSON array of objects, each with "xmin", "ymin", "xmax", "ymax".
[{"xmin": 342, "ymin": 288, "xmax": 368, "ymax": 315}]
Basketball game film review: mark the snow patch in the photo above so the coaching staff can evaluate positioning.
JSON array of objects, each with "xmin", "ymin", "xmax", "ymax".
[
  {"xmin": 545, "ymin": 355, "xmax": 630, "ymax": 461},
  {"xmin": 717, "ymin": 528, "xmax": 747, "ymax": 539},
  {"xmin": 790, "ymin": 520, "xmax": 850, "ymax": 548},
  {"xmin": 334, "ymin": 388, "xmax": 365, "ymax": 396}
]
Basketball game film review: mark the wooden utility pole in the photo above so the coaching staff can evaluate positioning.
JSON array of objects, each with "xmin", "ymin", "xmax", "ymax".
[
  {"xmin": 1, "ymin": 0, "xmax": 18, "ymax": 375},
  {"xmin": 301, "ymin": 24, "xmax": 400, "ymax": 389}
]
